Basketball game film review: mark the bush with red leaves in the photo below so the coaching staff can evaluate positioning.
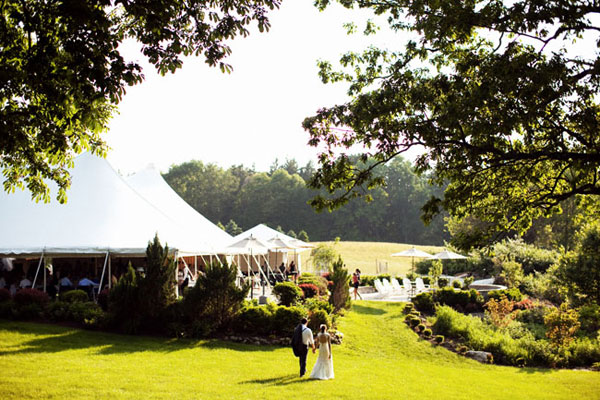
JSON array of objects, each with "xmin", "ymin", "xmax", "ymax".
[
  {"xmin": 14, "ymin": 288, "xmax": 50, "ymax": 307},
  {"xmin": 299, "ymin": 283, "xmax": 319, "ymax": 298}
]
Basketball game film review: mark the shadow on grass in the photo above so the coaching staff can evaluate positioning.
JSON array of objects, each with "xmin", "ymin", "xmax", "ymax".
[
  {"xmin": 0, "ymin": 321, "xmax": 281, "ymax": 356},
  {"xmin": 515, "ymin": 366, "xmax": 552, "ymax": 374},
  {"xmin": 351, "ymin": 304, "xmax": 387, "ymax": 315},
  {"xmin": 239, "ymin": 373, "xmax": 306, "ymax": 387}
]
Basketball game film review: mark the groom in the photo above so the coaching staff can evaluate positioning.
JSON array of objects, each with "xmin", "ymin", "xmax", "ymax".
[{"xmin": 293, "ymin": 317, "xmax": 315, "ymax": 377}]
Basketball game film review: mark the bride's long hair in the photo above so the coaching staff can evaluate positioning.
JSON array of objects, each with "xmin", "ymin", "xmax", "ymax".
[{"xmin": 320, "ymin": 324, "xmax": 327, "ymax": 333}]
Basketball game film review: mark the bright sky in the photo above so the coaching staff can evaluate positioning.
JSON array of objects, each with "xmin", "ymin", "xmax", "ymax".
[{"xmin": 105, "ymin": 2, "xmax": 392, "ymax": 175}]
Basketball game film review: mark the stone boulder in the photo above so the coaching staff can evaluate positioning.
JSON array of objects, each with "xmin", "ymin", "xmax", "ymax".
[{"xmin": 465, "ymin": 350, "xmax": 492, "ymax": 364}]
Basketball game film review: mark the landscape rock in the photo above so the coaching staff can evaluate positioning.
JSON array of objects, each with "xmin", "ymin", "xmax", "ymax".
[{"xmin": 465, "ymin": 350, "xmax": 492, "ymax": 364}]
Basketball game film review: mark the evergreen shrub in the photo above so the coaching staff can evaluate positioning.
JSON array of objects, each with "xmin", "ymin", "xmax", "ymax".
[
  {"xmin": 60, "ymin": 290, "xmax": 89, "ymax": 303},
  {"xmin": 304, "ymin": 297, "xmax": 333, "ymax": 314},
  {"xmin": 272, "ymin": 305, "xmax": 306, "ymax": 335},
  {"xmin": 578, "ymin": 304, "xmax": 600, "ymax": 335},
  {"xmin": 234, "ymin": 304, "xmax": 274, "ymax": 335},
  {"xmin": 412, "ymin": 292, "xmax": 435, "ymax": 315},
  {"xmin": 183, "ymin": 259, "xmax": 248, "ymax": 332},
  {"xmin": 272, "ymin": 282, "xmax": 302, "ymax": 306},
  {"xmin": 328, "ymin": 257, "xmax": 351, "ymax": 312},
  {"xmin": 308, "ymin": 309, "xmax": 331, "ymax": 332},
  {"xmin": 488, "ymin": 288, "xmax": 523, "ymax": 302}
]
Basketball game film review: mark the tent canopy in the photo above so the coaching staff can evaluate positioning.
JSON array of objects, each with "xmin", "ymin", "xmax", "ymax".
[
  {"xmin": 0, "ymin": 153, "xmax": 213, "ymax": 257},
  {"xmin": 126, "ymin": 165, "xmax": 232, "ymax": 252},
  {"xmin": 232, "ymin": 224, "xmax": 312, "ymax": 251}
]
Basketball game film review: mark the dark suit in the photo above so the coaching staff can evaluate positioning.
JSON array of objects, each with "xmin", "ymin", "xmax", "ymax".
[
  {"xmin": 294, "ymin": 324, "xmax": 310, "ymax": 376},
  {"xmin": 299, "ymin": 341, "xmax": 309, "ymax": 376}
]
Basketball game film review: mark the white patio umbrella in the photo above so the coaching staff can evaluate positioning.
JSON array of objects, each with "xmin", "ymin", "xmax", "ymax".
[
  {"xmin": 432, "ymin": 250, "xmax": 467, "ymax": 259},
  {"xmin": 391, "ymin": 247, "xmax": 434, "ymax": 273},
  {"xmin": 226, "ymin": 235, "xmax": 271, "ymax": 281}
]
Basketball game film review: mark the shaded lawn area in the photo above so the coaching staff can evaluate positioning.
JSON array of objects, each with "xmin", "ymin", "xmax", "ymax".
[{"xmin": 1, "ymin": 302, "xmax": 598, "ymax": 399}]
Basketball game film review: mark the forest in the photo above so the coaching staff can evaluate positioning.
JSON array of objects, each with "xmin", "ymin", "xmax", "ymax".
[{"xmin": 162, "ymin": 156, "xmax": 448, "ymax": 244}]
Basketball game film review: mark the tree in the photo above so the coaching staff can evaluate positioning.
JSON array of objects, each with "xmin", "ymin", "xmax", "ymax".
[
  {"xmin": 1, "ymin": 0, "xmax": 281, "ymax": 202},
  {"xmin": 298, "ymin": 230, "xmax": 310, "ymax": 242},
  {"xmin": 559, "ymin": 222, "xmax": 600, "ymax": 305},
  {"xmin": 163, "ymin": 161, "xmax": 239, "ymax": 223},
  {"xmin": 310, "ymin": 243, "xmax": 338, "ymax": 272},
  {"xmin": 305, "ymin": 1, "xmax": 600, "ymax": 244},
  {"xmin": 544, "ymin": 303, "xmax": 581, "ymax": 348},
  {"xmin": 108, "ymin": 263, "xmax": 140, "ymax": 334},
  {"xmin": 138, "ymin": 234, "xmax": 176, "ymax": 319},
  {"xmin": 428, "ymin": 260, "xmax": 443, "ymax": 289},
  {"xmin": 329, "ymin": 256, "xmax": 351, "ymax": 311},
  {"xmin": 183, "ymin": 260, "xmax": 248, "ymax": 330},
  {"xmin": 225, "ymin": 219, "xmax": 243, "ymax": 236}
]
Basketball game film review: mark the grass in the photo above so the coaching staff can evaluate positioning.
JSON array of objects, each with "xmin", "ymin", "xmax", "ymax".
[
  {"xmin": 1, "ymin": 302, "xmax": 598, "ymax": 399},
  {"xmin": 304, "ymin": 241, "xmax": 444, "ymax": 276}
]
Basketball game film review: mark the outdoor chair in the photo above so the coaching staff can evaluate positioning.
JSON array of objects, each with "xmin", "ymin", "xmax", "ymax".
[
  {"xmin": 415, "ymin": 277, "xmax": 430, "ymax": 294},
  {"xmin": 374, "ymin": 279, "xmax": 389, "ymax": 298},
  {"xmin": 391, "ymin": 278, "xmax": 403, "ymax": 293},
  {"xmin": 402, "ymin": 278, "xmax": 414, "ymax": 298},
  {"xmin": 382, "ymin": 278, "xmax": 394, "ymax": 293}
]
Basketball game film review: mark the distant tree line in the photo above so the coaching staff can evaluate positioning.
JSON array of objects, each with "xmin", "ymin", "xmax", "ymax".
[{"xmin": 163, "ymin": 156, "xmax": 449, "ymax": 244}]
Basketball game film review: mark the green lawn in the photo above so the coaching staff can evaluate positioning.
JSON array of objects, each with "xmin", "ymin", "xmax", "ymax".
[
  {"xmin": 1, "ymin": 302, "xmax": 598, "ymax": 399},
  {"xmin": 304, "ymin": 241, "xmax": 444, "ymax": 276}
]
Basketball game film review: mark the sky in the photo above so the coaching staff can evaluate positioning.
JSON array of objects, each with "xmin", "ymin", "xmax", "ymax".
[{"xmin": 105, "ymin": 2, "xmax": 393, "ymax": 175}]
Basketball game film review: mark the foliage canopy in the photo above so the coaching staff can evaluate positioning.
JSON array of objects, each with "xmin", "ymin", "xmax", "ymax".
[
  {"xmin": 1, "ymin": 0, "xmax": 280, "ymax": 202},
  {"xmin": 305, "ymin": 0, "xmax": 600, "ymax": 242}
]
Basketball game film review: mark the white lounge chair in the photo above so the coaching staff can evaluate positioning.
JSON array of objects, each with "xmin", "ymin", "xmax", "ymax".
[
  {"xmin": 391, "ymin": 278, "xmax": 403, "ymax": 293},
  {"xmin": 374, "ymin": 278, "xmax": 390, "ymax": 298},
  {"xmin": 415, "ymin": 277, "xmax": 430, "ymax": 294},
  {"xmin": 402, "ymin": 278, "xmax": 414, "ymax": 298},
  {"xmin": 382, "ymin": 278, "xmax": 394, "ymax": 293}
]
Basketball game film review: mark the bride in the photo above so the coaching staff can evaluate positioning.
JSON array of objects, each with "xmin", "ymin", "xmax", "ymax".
[{"xmin": 309, "ymin": 324, "xmax": 334, "ymax": 380}]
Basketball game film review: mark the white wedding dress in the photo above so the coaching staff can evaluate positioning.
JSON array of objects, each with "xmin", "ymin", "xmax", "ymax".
[{"xmin": 309, "ymin": 332, "xmax": 334, "ymax": 380}]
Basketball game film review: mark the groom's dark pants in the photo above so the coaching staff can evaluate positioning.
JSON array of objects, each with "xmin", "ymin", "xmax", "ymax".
[{"xmin": 299, "ymin": 345, "xmax": 308, "ymax": 376}]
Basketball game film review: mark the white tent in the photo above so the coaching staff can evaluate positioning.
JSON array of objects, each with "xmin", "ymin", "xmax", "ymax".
[
  {"xmin": 0, "ymin": 153, "xmax": 212, "ymax": 257},
  {"xmin": 232, "ymin": 224, "xmax": 312, "ymax": 248},
  {"xmin": 232, "ymin": 224, "xmax": 311, "ymax": 274},
  {"xmin": 126, "ymin": 165, "xmax": 232, "ymax": 252}
]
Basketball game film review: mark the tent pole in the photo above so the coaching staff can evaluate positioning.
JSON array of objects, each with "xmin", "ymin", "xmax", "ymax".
[
  {"xmin": 194, "ymin": 256, "xmax": 197, "ymax": 277},
  {"xmin": 175, "ymin": 252, "xmax": 179, "ymax": 297},
  {"xmin": 43, "ymin": 262, "xmax": 46, "ymax": 293},
  {"xmin": 108, "ymin": 256, "xmax": 112, "ymax": 289},
  {"xmin": 31, "ymin": 251, "xmax": 45, "ymax": 289},
  {"xmin": 97, "ymin": 251, "xmax": 110, "ymax": 298},
  {"xmin": 254, "ymin": 254, "xmax": 269, "ymax": 287}
]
